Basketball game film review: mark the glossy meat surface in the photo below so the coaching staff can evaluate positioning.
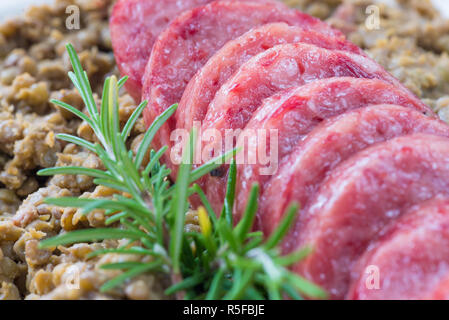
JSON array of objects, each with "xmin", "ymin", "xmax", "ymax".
[
  {"xmin": 348, "ymin": 196, "xmax": 449, "ymax": 300},
  {"xmin": 201, "ymin": 40, "xmax": 428, "ymax": 212},
  {"xmin": 110, "ymin": 0, "xmax": 276, "ymax": 101},
  {"xmin": 176, "ymin": 22, "xmax": 362, "ymax": 138},
  {"xmin": 426, "ymin": 277, "xmax": 449, "ymax": 300},
  {"xmin": 258, "ymin": 104, "xmax": 445, "ymax": 235},
  {"xmin": 110, "ymin": 0, "xmax": 215, "ymax": 101},
  {"xmin": 286, "ymin": 134, "xmax": 449, "ymax": 299},
  {"xmin": 142, "ymin": 1, "xmax": 342, "ymax": 172},
  {"xmin": 235, "ymin": 78, "xmax": 433, "ymax": 226}
]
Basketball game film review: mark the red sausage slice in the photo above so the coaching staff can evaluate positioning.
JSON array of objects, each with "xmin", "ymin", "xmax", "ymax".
[
  {"xmin": 202, "ymin": 43, "xmax": 426, "ymax": 136},
  {"xmin": 235, "ymin": 78, "xmax": 434, "ymax": 226},
  {"xmin": 110, "ymin": 0, "xmax": 276, "ymax": 101},
  {"xmin": 142, "ymin": 1, "xmax": 343, "ymax": 171},
  {"xmin": 110, "ymin": 0, "xmax": 215, "ymax": 101},
  {"xmin": 259, "ymin": 104, "xmax": 446, "ymax": 236},
  {"xmin": 176, "ymin": 22, "xmax": 363, "ymax": 139},
  {"xmin": 348, "ymin": 196, "xmax": 449, "ymax": 300},
  {"xmin": 199, "ymin": 42, "xmax": 430, "ymax": 213},
  {"xmin": 287, "ymin": 134, "xmax": 449, "ymax": 299},
  {"xmin": 425, "ymin": 277, "xmax": 449, "ymax": 300}
]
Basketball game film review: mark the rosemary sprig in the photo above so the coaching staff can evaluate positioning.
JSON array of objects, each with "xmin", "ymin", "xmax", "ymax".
[{"xmin": 38, "ymin": 43, "xmax": 327, "ymax": 300}]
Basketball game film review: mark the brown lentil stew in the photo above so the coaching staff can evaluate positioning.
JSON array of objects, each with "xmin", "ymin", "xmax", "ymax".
[{"xmin": 0, "ymin": 0, "xmax": 448, "ymax": 300}]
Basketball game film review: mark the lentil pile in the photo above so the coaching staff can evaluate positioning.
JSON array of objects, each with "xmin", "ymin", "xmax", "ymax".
[{"xmin": 0, "ymin": 0, "xmax": 447, "ymax": 300}]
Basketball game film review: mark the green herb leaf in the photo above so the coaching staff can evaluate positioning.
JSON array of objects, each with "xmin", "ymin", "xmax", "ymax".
[
  {"xmin": 39, "ymin": 228, "xmax": 144, "ymax": 248},
  {"xmin": 38, "ymin": 167, "xmax": 111, "ymax": 180},
  {"xmin": 38, "ymin": 44, "xmax": 325, "ymax": 300},
  {"xmin": 235, "ymin": 183, "xmax": 259, "ymax": 242},
  {"xmin": 170, "ymin": 128, "xmax": 195, "ymax": 273},
  {"xmin": 221, "ymin": 158, "xmax": 237, "ymax": 225},
  {"xmin": 265, "ymin": 203, "xmax": 299, "ymax": 250},
  {"xmin": 122, "ymin": 100, "xmax": 148, "ymax": 141},
  {"xmin": 135, "ymin": 103, "xmax": 178, "ymax": 169},
  {"xmin": 100, "ymin": 261, "xmax": 163, "ymax": 293}
]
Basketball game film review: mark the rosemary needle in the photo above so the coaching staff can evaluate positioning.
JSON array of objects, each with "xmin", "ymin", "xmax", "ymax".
[{"xmin": 38, "ymin": 43, "xmax": 327, "ymax": 300}]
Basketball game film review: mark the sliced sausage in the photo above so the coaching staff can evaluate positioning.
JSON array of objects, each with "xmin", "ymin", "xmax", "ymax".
[
  {"xmin": 258, "ymin": 104, "xmax": 446, "ymax": 236},
  {"xmin": 202, "ymin": 43, "xmax": 427, "ymax": 136},
  {"xmin": 176, "ymin": 22, "xmax": 363, "ymax": 139},
  {"xmin": 425, "ymin": 277, "xmax": 449, "ymax": 300},
  {"xmin": 348, "ymin": 196, "xmax": 449, "ymax": 300},
  {"xmin": 199, "ymin": 42, "xmax": 430, "ymax": 213},
  {"xmin": 286, "ymin": 134, "xmax": 449, "ymax": 299},
  {"xmin": 110, "ymin": 0, "xmax": 276, "ymax": 101},
  {"xmin": 110, "ymin": 0, "xmax": 215, "ymax": 101},
  {"xmin": 235, "ymin": 78, "xmax": 434, "ymax": 226},
  {"xmin": 142, "ymin": 1, "xmax": 344, "ymax": 172}
]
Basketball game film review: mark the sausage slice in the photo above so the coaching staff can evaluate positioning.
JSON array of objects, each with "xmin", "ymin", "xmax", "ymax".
[
  {"xmin": 110, "ymin": 0, "xmax": 215, "ymax": 101},
  {"xmin": 142, "ymin": 1, "xmax": 343, "ymax": 171},
  {"xmin": 425, "ymin": 277, "xmax": 449, "ymax": 300},
  {"xmin": 199, "ymin": 42, "xmax": 430, "ymax": 212},
  {"xmin": 176, "ymin": 22, "xmax": 363, "ymax": 140},
  {"xmin": 348, "ymin": 196, "xmax": 449, "ymax": 300},
  {"xmin": 260, "ymin": 104, "xmax": 448, "ymax": 235},
  {"xmin": 235, "ymin": 78, "xmax": 434, "ymax": 225},
  {"xmin": 287, "ymin": 134, "xmax": 449, "ymax": 299},
  {"xmin": 110, "ymin": 0, "xmax": 278, "ymax": 101}
]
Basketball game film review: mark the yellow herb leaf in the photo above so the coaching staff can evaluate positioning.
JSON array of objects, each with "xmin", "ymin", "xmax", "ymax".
[{"xmin": 198, "ymin": 207, "xmax": 212, "ymax": 238}]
